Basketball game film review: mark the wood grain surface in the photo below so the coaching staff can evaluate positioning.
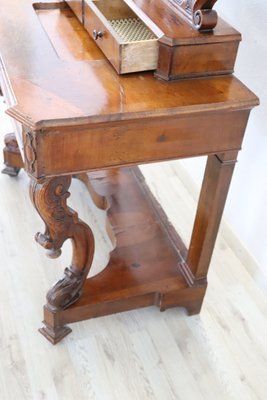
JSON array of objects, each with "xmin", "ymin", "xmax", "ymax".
[
  {"xmin": 0, "ymin": 3, "xmax": 257, "ymax": 129},
  {"xmin": 0, "ymin": 1, "xmax": 259, "ymax": 346},
  {"xmin": 1, "ymin": 102, "xmax": 267, "ymax": 397}
]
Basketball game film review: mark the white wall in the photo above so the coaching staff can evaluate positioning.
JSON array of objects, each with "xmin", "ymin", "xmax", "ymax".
[{"xmin": 181, "ymin": 0, "xmax": 267, "ymax": 270}]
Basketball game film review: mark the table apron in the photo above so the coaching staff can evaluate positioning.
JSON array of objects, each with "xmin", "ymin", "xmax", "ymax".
[{"xmin": 25, "ymin": 109, "xmax": 251, "ymax": 178}]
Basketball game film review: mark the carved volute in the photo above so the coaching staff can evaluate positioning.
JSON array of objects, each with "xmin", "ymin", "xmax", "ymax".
[
  {"xmin": 169, "ymin": 0, "xmax": 218, "ymax": 30},
  {"xmin": 30, "ymin": 176, "xmax": 95, "ymax": 311}
]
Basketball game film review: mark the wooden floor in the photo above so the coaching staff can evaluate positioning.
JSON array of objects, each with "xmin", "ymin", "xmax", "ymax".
[{"xmin": 1, "ymin": 98, "xmax": 267, "ymax": 400}]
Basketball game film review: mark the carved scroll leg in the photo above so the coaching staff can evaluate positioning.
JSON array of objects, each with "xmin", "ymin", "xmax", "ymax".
[
  {"xmin": 2, "ymin": 133, "xmax": 23, "ymax": 176},
  {"xmin": 29, "ymin": 175, "xmax": 95, "ymax": 344},
  {"xmin": 180, "ymin": 151, "xmax": 238, "ymax": 315}
]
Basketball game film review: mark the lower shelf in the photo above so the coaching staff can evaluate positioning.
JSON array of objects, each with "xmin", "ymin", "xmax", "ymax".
[{"xmin": 40, "ymin": 167, "xmax": 207, "ymax": 344}]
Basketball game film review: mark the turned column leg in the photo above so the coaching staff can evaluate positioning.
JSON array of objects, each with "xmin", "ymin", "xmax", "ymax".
[
  {"xmin": 181, "ymin": 151, "xmax": 238, "ymax": 314},
  {"xmin": 29, "ymin": 175, "xmax": 95, "ymax": 344},
  {"xmin": 2, "ymin": 133, "xmax": 23, "ymax": 176}
]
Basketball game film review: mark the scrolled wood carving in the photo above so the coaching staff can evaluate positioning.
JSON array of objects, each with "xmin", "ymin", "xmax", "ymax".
[
  {"xmin": 169, "ymin": 0, "xmax": 218, "ymax": 31},
  {"xmin": 24, "ymin": 129, "xmax": 37, "ymax": 174},
  {"xmin": 30, "ymin": 175, "xmax": 95, "ymax": 311}
]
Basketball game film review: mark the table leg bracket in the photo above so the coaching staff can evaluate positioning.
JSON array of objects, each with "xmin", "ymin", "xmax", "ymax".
[{"xmin": 31, "ymin": 167, "xmax": 211, "ymax": 343}]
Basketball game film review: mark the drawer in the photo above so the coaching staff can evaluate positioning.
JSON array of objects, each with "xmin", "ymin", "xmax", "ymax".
[{"xmin": 83, "ymin": 0, "xmax": 159, "ymax": 74}]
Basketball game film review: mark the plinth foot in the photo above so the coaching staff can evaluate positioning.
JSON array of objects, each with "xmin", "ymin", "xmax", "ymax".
[
  {"xmin": 2, "ymin": 165, "xmax": 21, "ymax": 177},
  {"xmin": 185, "ymin": 300, "xmax": 204, "ymax": 316},
  {"xmin": 39, "ymin": 322, "xmax": 72, "ymax": 345},
  {"xmin": 2, "ymin": 133, "xmax": 23, "ymax": 176}
]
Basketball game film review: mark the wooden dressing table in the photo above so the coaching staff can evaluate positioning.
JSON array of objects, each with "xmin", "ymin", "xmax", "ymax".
[{"xmin": 0, "ymin": 0, "xmax": 258, "ymax": 344}]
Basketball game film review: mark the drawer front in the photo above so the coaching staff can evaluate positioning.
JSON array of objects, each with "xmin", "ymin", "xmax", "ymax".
[
  {"xmin": 84, "ymin": 2, "xmax": 121, "ymax": 73},
  {"xmin": 36, "ymin": 110, "xmax": 250, "ymax": 177}
]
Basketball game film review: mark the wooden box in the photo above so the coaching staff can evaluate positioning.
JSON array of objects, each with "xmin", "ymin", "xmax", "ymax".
[{"xmin": 66, "ymin": 0, "xmax": 241, "ymax": 80}]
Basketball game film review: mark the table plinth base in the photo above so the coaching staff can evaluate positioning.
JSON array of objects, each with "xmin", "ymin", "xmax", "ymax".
[
  {"xmin": 2, "ymin": 133, "xmax": 23, "ymax": 177},
  {"xmin": 39, "ymin": 167, "xmax": 207, "ymax": 344}
]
